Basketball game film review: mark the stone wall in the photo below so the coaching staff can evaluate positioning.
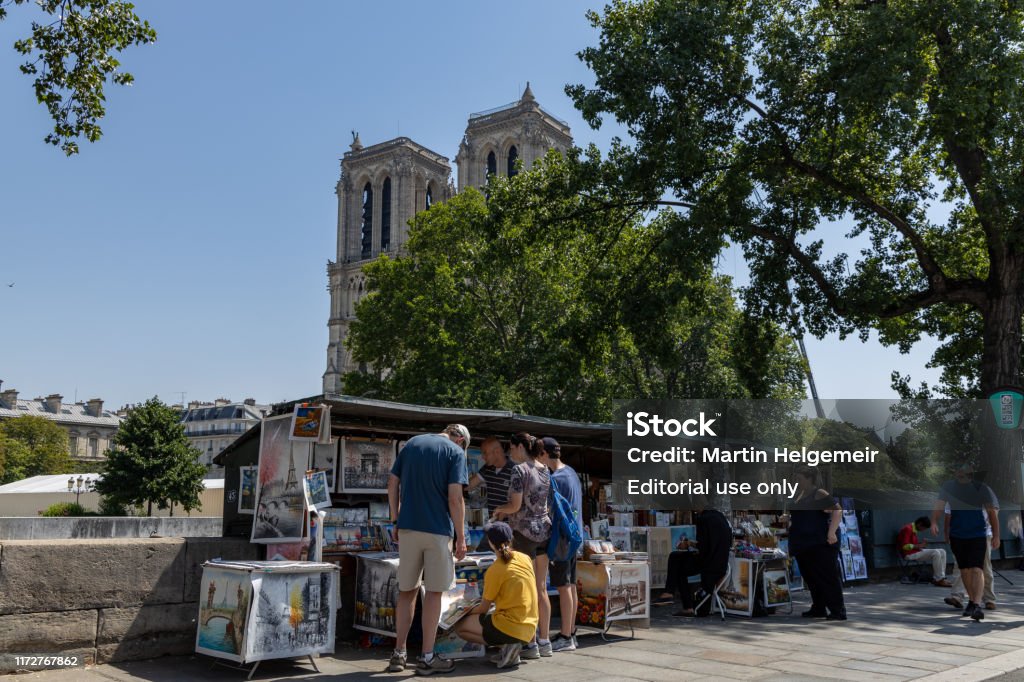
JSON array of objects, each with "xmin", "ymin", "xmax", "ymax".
[
  {"xmin": 0, "ymin": 517, "xmax": 222, "ymax": 540},
  {"xmin": 0, "ymin": 537, "xmax": 258, "ymax": 670}
]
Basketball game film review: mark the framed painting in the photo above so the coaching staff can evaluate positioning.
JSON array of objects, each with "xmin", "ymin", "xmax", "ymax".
[
  {"xmin": 605, "ymin": 562, "xmax": 649, "ymax": 622},
  {"xmin": 243, "ymin": 569, "xmax": 337, "ymax": 662},
  {"xmin": 341, "ymin": 437, "xmax": 396, "ymax": 494},
  {"xmin": 763, "ymin": 568, "xmax": 791, "ymax": 607},
  {"xmin": 304, "ymin": 471, "xmax": 332, "ymax": 509},
  {"xmin": 289, "ymin": 404, "xmax": 327, "ymax": 442},
  {"xmin": 723, "ymin": 557, "xmax": 755, "ymax": 616},
  {"xmin": 196, "ymin": 566, "xmax": 250, "ymax": 662},
  {"xmin": 251, "ymin": 416, "xmax": 307, "ymax": 544},
  {"xmin": 312, "ymin": 440, "xmax": 337, "ymax": 492},
  {"xmin": 238, "ymin": 466, "xmax": 257, "ymax": 515}
]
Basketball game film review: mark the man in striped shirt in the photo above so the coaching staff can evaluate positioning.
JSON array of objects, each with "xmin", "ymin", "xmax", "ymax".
[{"xmin": 468, "ymin": 437, "xmax": 514, "ymax": 550}]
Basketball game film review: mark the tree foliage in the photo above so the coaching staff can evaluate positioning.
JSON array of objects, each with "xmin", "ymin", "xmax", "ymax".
[
  {"xmin": 567, "ymin": 0, "xmax": 1024, "ymax": 402},
  {"xmin": 1, "ymin": 0, "xmax": 156, "ymax": 154},
  {"xmin": 94, "ymin": 397, "xmax": 205, "ymax": 516},
  {"xmin": 0, "ymin": 414, "xmax": 72, "ymax": 483},
  {"xmin": 344, "ymin": 149, "xmax": 805, "ymax": 422}
]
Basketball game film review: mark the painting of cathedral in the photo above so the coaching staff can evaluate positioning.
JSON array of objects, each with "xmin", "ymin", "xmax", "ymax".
[
  {"xmin": 251, "ymin": 415, "xmax": 307, "ymax": 543},
  {"xmin": 324, "ymin": 84, "xmax": 573, "ymax": 392}
]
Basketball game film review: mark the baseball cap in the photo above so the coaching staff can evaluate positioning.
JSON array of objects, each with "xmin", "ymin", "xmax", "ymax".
[
  {"xmin": 484, "ymin": 521, "xmax": 513, "ymax": 547},
  {"xmin": 541, "ymin": 436, "xmax": 561, "ymax": 456},
  {"xmin": 445, "ymin": 423, "xmax": 471, "ymax": 452}
]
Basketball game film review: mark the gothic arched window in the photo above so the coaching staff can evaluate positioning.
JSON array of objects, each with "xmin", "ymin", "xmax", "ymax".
[
  {"xmin": 380, "ymin": 177, "xmax": 391, "ymax": 251},
  {"xmin": 507, "ymin": 145, "xmax": 519, "ymax": 177},
  {"xmin": 486, "ymin": 151, "xmax": 497, "ymax": 178},
  {"xmin": 360, "ymin": 182, "xmax": 373, "ymax": 260},
  {"xmin": 425, "ymin": 182, "xmax": 433, "ymax": 210}
]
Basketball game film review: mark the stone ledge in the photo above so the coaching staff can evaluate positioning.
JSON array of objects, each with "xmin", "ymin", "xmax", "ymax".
[
  {"xmin": 97, "ymin": 603, "xmax": 197, "ymax": 646},
  {"xmin": 0, "ymin": 609, "xmax": 98, "ymax": 657},
  {"xmin": 0, "ymin": 539, "xmax": 187, "ymax": 614}
]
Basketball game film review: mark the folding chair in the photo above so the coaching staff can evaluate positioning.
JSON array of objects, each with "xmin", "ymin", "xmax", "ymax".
[
  {"xmin": 897, "ymin": 554, "xmax": 928, "ymax": 584},
  {"xmin": 695, "ymin": 561, "xmax": 732, "ymax": 621}
]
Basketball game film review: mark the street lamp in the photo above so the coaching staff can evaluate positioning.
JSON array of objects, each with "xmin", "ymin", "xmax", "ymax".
[{"xmin": 67, "ymin": 475, "xmax": 89, "ymax": 505}]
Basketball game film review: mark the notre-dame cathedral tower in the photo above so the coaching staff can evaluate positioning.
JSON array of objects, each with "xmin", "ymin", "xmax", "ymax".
[{"xmin": 323, "ymin": 84, "xmax": 573, "ymax": 394}]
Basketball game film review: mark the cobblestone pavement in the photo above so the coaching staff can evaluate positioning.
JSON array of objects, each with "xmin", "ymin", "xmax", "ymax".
[{"xmin": 13, "ymin": 575, "xmax": 1024, "ymax": 681}]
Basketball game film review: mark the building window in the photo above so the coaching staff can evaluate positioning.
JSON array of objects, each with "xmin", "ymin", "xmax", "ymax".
[
  {"xmin": 88, "ymin": 437, "xmax": 98, "ymax": 458},
  {"xmin": 425, "ymin": 182, "xmax": 433, "ymax": 210},
  {"xmin": 507, "ymin": 145, "xmax": 519, "ymax": 177},
  {"xmin": 69, "ymin": 436, "xmax": 79, "ymax": 456},
  {"xmin": 486, "ymin": 151, "xmax": 497, "ymax": 178},
  {"xmin": 360, "ymin": 182, "xmax": 373, "ymax": 260},
  {"xmin": 380, "ymin": 177, "xmax": 391, "ymax": 251}
]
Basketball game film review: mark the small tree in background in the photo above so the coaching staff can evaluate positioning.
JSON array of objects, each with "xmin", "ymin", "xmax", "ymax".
[
  {"xmin": 95, "ymin": 397, "xmax": 205, "ymax": 516},
  {"xmin": 0, "ymin": 415, "xmax": 72, "ymax": 483},
  {"xmin": 41, "ymin": 502, "xmax": 90, "ymax": 517}
]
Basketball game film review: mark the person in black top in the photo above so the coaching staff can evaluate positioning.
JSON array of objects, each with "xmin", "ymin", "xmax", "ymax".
[
  {"xmin": 665, "ymin": 507, "xmax": 733, "ymax": 616},
  {"xmin": 784, "ymin": 466, "xmax": 846, "ymax": 620}
]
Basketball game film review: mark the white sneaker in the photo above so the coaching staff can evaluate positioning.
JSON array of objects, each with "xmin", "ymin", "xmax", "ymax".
[
  {"xmin": 551, "ymin": 634, "xmax": 576, "ymax": 652},
  {"xmin": 496, "ymin": 643, "xmax": 522, "ymax": 669},
  {"xmin": 520, "ymin": 643, "xmax": 540, "ymax": 660}
]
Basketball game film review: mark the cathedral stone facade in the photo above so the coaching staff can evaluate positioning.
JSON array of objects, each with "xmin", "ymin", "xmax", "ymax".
[{"xmin": 324, "ymin": 85, "xmax": 573, "ymax": 394}]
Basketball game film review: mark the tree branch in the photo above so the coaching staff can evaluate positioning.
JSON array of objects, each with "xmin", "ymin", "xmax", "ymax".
[{"xmin": 740, "ymin": 96, "xmax": 954, "ymax": 297}]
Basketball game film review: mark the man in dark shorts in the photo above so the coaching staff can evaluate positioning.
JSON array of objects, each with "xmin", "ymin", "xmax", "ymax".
[
  {"xmin": 539, "ymin": 437, "xmax": 582, "ymax": 652},
  {"xmin": 467, "ymin": 437, "xmax": 514, "ymax": 550},
  {"xmin": 931, "ymin": 461, "xmax": 999, "ymax": 621}
]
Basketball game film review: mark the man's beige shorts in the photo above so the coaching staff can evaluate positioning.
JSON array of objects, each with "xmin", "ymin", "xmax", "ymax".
[{"xmin": 398, "ymin": 529, "xmax": 455, "ymax": 593}]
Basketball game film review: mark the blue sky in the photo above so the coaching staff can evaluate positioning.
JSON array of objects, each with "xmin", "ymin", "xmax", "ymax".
[{"xmin": 0, "ymin": 1, "xmax": 940, "ymax": 411}]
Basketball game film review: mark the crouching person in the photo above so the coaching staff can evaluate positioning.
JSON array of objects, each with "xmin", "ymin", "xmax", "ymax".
[{"xmin": 454, "ymin": 522, "xmax": 538, "ymax": 669}]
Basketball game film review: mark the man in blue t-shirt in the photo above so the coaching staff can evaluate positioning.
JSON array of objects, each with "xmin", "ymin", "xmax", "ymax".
[
  {"xmin": 387, "ymin": 424, "xmax": 470, "ymax": 674},
  {"xmin": 931, "ymin": 461, "xmax": 999, "ymax": 622},
  {"xmin": 539, "ymin": 436, "xmax": 582, "ymax": 652}
]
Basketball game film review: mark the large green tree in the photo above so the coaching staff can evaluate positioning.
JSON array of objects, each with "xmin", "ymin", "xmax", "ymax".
[
  {"xmin": 568, "ymin": 0, "xmax": 1024, "ymax": 489},
  {"xmin": 0, "ymin": 414, "xmax": 72, "ymax": 483},
  {"xmin": 94, "ymin": 397, "xmax": 205, "ymax": 516},
  {"xmin": 1, "ymin": 0, "xmax": 155, "ymax": 154},
  {"xmin": 344, "ymin": 150, "xmax": 805, "ymax": 421}
]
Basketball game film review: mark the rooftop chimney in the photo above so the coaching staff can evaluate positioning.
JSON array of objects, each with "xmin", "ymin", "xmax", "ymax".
[
  {"xmin": 44, "ymin": 394, "xmax": 63, "ymax": 413},
  {"xmin": 0, "ymin": 387, "xmax": 17, "ymax": 409},
  {"xmin": 86, "ymin": 398, "xmax": 104, "ymax": 418}
]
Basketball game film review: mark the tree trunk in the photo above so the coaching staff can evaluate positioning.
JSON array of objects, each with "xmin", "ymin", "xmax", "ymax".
[{"xmin": 978, "ymin": 270, "xmax": 1024, "ymax": 504}]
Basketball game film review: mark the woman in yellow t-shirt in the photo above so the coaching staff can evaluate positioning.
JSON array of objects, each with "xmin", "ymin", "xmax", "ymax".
[{"xmin": 454, "ymin": 521, "xmax": 539, "ymax": 669}]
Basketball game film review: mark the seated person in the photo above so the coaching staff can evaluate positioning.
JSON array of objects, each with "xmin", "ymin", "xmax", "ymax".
[
  {"xmin": 897, "ymin": 516, "xmax": 951, "ymax": 587},
  {"xmin": 454, "ymin": 522, "xmax": 538, "ymax": 669},
  {"xmin": 664, "ymin": 507, "xmax": 732, "ymax": 616}
]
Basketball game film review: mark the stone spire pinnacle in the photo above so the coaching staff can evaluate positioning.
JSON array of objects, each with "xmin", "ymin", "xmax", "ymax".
[
  {"xmin": 350, "ymin": 130, "xmax": 363, "ymax": 152},
  {"xmin": 520, "ymin": 81, "xmax": 536, "ymax": 104}
]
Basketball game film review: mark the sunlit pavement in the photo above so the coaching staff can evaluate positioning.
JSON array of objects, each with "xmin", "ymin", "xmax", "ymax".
[{"xmin": 15, "ymin": 575, "xmax": 1024, "ymax": 681}]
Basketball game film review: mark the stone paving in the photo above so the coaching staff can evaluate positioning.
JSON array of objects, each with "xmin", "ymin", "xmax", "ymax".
[{"xmin": 14, "ymin": 574, "xmax": 1024, "ymax": 681}]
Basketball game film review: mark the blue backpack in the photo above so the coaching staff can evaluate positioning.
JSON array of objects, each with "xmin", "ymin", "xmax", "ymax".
[{"xmin": 547, "ymin": 485, "xmax": 583, "ymax": 562}]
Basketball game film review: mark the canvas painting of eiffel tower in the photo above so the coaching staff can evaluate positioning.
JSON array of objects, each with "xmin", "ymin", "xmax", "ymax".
[{"xmin": 252, "ymin": 415, "xmax": 308, "ymax": 543}]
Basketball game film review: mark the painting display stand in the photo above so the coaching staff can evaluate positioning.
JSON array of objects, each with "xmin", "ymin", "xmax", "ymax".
[
  {"xmin": 723, "ymin": 556, "xmax": 793, "ymax": 617},
  {"xmin": 195, "ymin": 560, "xmax": 339, "ymax": 676},
  {"xmin": 576, "ymin": 560, "xmax": 650, "ymax": 641}
]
